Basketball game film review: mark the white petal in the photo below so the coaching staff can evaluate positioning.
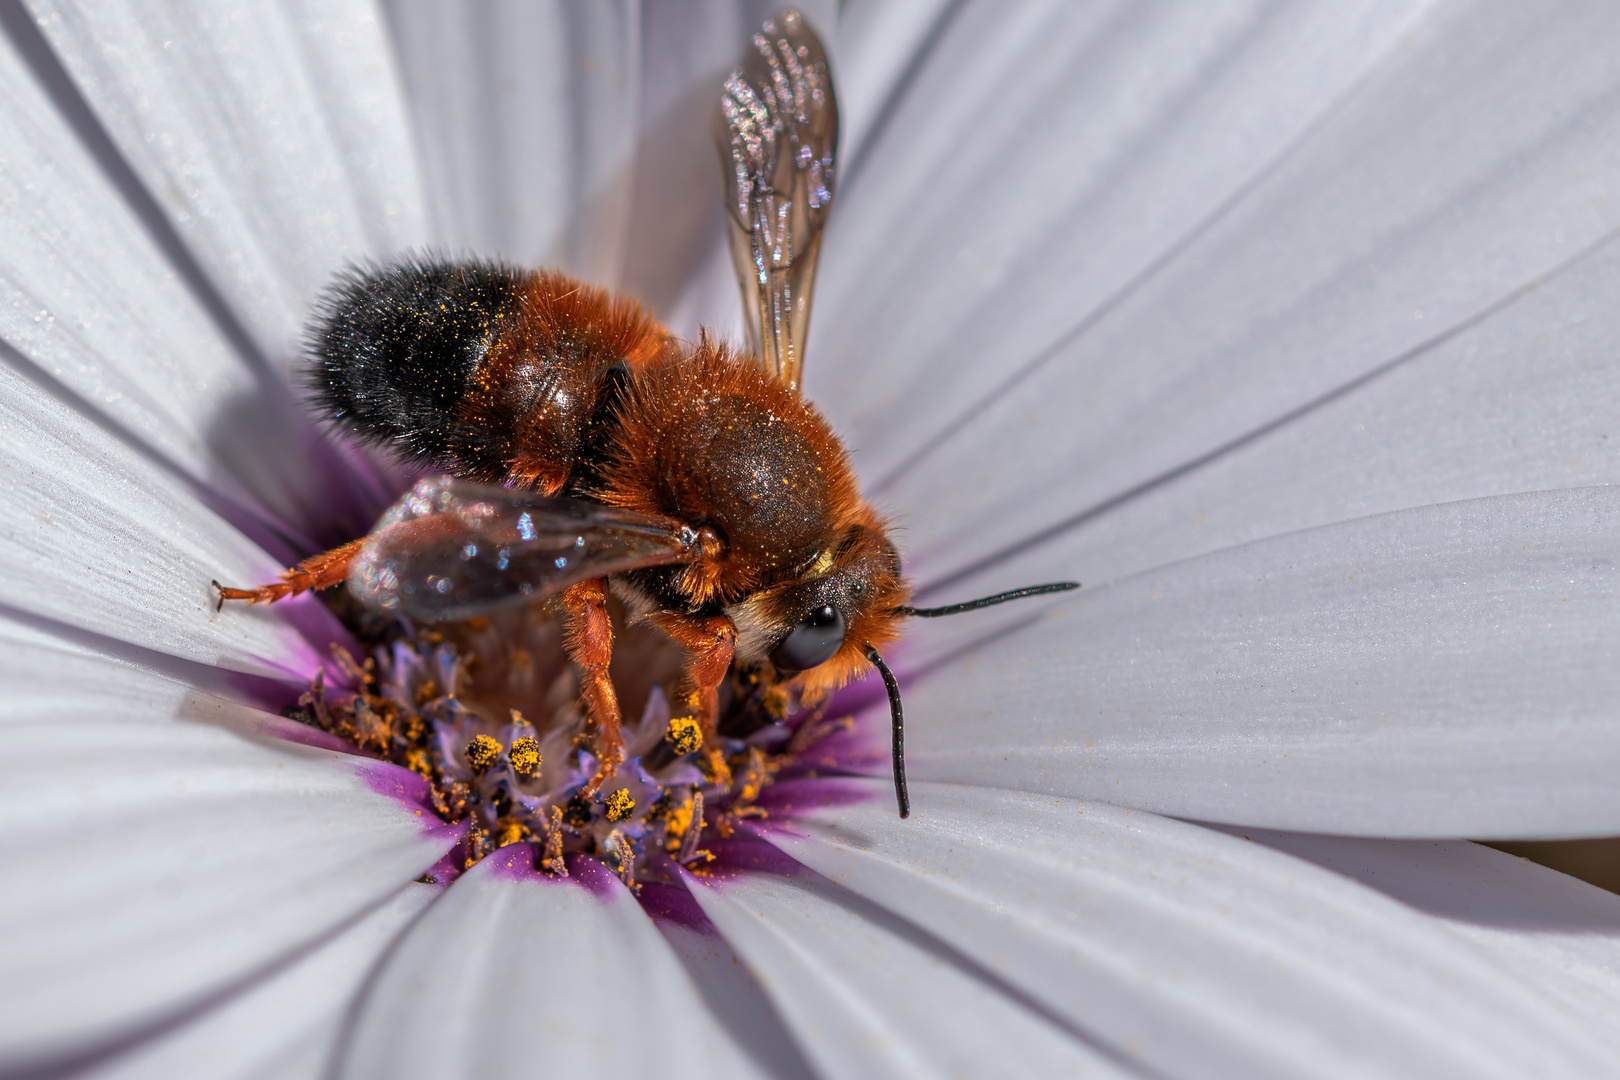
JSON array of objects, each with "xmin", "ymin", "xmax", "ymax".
[
  {"xmin": 859, "ymin": 4, "xmax": 1620, "ymax": 585},
  {"xmin": 1240, "ymin": 830, "xmax": 1620, "ymax": 1059},
  {"xmin": 29, "ymin": 0, "xmax": 431, "ymax": 364},
  {"xmin": 384, "ymin": 1, "xmax": 638, "ymax": 281},
  {"xmin": 81, "ymin": 884, "xmax": 437, "ymax": 1080},
  {"xmin": 809, "ymin": 1, "xmax": 1429, "ymax": 466},
  {"xmin": 684, "ymin": 846, "xmax": 1127, "ymax": 1078},
  {"xmin": 0, "ymin": 26, "xmax": 269, "ymax": 514},
  {"xmin": 339, "ymin": 849, "xmax": 761, "ymax": 1079},
  {"xmin": 0, "ymin": 706, "xmax": 456, "ymax": 1072},
  {"xmin": 0, "ymin": 614, "xmax": 216, "ymax": 726},
  {"xmin": 954, "ymin": 222, "xmax": 1620, "ymax": 607},
  {"xmin": 897, "ymin": 485, "xmax": 1620, "ymax": 837},
  {"xmin": 386, "ymin": 1, "xmax": 833, "ymax": 332},
  {"xmin": 641, "ymin": 884, "xmax": 820, "ymax": 1080},
  {"xmin": 833, "ymin": 1, "xmax": 958, "ymax": 169},
  {"xmin": 764, "ymin": 780, "xmax": 1616, "ymax": 1077},
  {"xmin": 0, "ymin": 360, "xmax": 340, "ymax": 680}
]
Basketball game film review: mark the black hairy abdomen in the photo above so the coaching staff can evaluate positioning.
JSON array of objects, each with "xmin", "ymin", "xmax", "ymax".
[{"xmin": 309, "ymin": 257, "xmax": 521, "ymax": 462}]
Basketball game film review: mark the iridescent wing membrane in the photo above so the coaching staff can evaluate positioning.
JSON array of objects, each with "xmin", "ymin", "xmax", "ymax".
[
  {"xmin": 714, "ymin": 9, "xmax": 838, "ymax": 392},
  {"xmin": 349, "ymin": 477, "xmax": 696, "ymax": 621}
]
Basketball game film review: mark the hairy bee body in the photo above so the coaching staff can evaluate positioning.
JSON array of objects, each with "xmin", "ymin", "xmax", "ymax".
[
  {"xmin": 309, "ymin": 257, "xmax": 902, "ymax": 685},
  {"xmin": 216, "ymin": 13, "xmax": 1074, "ymax": 820}
]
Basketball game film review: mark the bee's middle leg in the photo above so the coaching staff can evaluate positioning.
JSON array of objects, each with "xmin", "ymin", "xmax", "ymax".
[{"xmin": 561, "ymin": 578, "xmax": 623, "ymax": 795}]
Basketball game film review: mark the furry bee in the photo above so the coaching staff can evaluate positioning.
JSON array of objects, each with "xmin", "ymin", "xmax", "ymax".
[{"xmin": 215, "ymin": 11, "xmax": 1073, "ymax": 817}]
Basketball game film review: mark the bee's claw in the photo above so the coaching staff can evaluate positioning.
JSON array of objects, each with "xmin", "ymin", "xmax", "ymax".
[{"xmin": 210, "ymin": 579, "xmax": 225, "ymax": 612}]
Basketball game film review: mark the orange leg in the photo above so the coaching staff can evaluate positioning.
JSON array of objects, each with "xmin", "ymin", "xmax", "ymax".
[
  {"xmin": 213, "ymin": 538, "xmax": 367, "ymax": 608},
  {"xmin": 561, "ymin": 578, "xmax": 623, "ymax": 795},
  {"xmin": 651, "ymin": 613, "xmax": 737, "ymax": 785}
]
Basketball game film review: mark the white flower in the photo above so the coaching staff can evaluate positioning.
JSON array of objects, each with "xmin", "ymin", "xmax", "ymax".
[{"xmin": 3, "ymin": 2, "xmax": 1620, "ymax": 1077}]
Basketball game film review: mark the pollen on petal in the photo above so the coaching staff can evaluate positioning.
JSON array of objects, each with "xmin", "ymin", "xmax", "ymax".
[
  {"xmin": 464, "ymin": 734, "xmax": 502, "ymax": 774},
  {"xmin": 667, "ymin": 714, "xmax": 702, "ymax": 754},
  {"xmin": 604, "ymin": 788, "xmax": 635, "ymax": 822},
  {"xmin": 509, "ymin": 736, "xmax": 542, "ymax": 779}
]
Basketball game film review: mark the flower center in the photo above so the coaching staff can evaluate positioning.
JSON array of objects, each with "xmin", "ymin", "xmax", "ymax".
[{"xmin": 289, "ymin": 597, "xmax": 851, "ymax": 888}]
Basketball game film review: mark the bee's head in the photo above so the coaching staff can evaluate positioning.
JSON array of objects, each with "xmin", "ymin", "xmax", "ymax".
[{"xmin": 726, "ymin": 513, "xmax": 909, "ymax": 697}]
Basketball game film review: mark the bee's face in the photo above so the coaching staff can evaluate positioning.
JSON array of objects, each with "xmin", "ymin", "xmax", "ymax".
[{"xmin": 727, "ymin": 521, "xmax": 909, "ymax": 694}]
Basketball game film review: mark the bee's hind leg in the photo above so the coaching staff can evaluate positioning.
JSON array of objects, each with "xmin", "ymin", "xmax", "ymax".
[
  {"xmin": 213, "ymin": 538, "xmax": 367, "ymax": 609},
  {"xmin": 561, "ymin": 578, "xmax": 625, "ymax": 796}
]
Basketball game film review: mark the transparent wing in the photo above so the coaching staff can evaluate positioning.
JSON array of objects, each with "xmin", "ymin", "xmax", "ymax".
[
  {"xmin": 714, "ymin": 9, "xmax": 838, "ymax": 392},
  {"xmin": 348, "ymin": 477, "xmax": 696, "ymax": 621}
]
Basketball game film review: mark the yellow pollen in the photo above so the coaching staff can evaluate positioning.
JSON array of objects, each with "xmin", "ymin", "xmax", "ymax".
[
  {"xmin": 604, "ymin": 788, "xmax": 635, "ymax": 822},
  {"xmin": 663, "ymin": 793, "xmax": 695, "ymax": 853},
  {"xmin": 509, "ymin": 737, "xmax": 542, "ymax": 779},
  {"xmin": 805, "ymin": 548, "xmax": 835, "ymax": 578},
  {"xmin": 464, "ymin": 734, "xmax": 502, "ymax": 774},
  {"xmin": 493, "ymin": 817, "xmax": 530, "ymax": 848},
  {"xmin": 667, "ymin": 715, "xmax": 702, "ymax": 755}
]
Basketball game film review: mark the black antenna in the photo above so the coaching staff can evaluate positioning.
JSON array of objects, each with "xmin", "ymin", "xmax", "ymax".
[
  {"xmin": 869, "ymin": 580, "xmax": 1077, "ymax": 820},
  {"xmin": 864, "ymin": 646, "xmax": 909, "ymax": 818},
  {"xmin": 895, "ymin": 581, "xmax": 1079, "ymax": 619}
]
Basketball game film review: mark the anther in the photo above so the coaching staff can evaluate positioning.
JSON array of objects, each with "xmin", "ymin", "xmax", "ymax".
[
  {"xmin": 667, "ymin": 715, "xmax": 702, "ymax": 755},
  {"xmin": 493, "ymin": 816, "xmax": 530, "ymax": 848},
  {"xmin": 604, "ymin": 788, "xmax": 635, "ymax": 822},
  {"xmin": 563, "ymin": 794, "xmax": 594, "ymax": 828},
  {"xmin": 678, "ymin": 790, "xmax": 706, "ymax": 864},
  {"xmin": 509, "ymin": 736, "xmax": 542, "ymax": 779},
  {"xmin": 464, "ymin": 734, "xmax": 502, "ymax": 775}
]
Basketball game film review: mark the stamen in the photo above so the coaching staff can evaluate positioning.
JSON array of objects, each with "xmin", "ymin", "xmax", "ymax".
[
  {"xmin": 508, "ymin": 737, "xmax": 542, "ymax": 779},
  {"xmin": 604, "ymin": 789, "xmax": 635, "ymax": 822},
  {"xmin": 464, "ymin": 734, "xmax": 502, "ymax": 775},
  {"xmin": 667, "ymin": 714, "xmax": 703, "ymax": 754},
  {"xmin": 286, "ymin": 596, "xmax": 873, "ymax": 889},
  {"xmin": 677, "ymin": 790, "xmax": 707, "ymax": 865},
  {"xmin": 493, "ymin": 816, "xmax": 530, "ymax": 848}
]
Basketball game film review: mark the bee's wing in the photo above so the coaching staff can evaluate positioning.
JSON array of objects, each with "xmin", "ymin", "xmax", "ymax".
[
  {"xmin": 348, "ymin": 477, "xmax": 695, "ymax": 621},
  {"xmin": 714, "ymin": 9, "xmax": 837, "ymax": 392}
]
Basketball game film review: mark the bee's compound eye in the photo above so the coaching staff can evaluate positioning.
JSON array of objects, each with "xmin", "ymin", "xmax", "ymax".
[{"xmin": 770, "ymin": 605, "xmax": 846, "ymax": 672}]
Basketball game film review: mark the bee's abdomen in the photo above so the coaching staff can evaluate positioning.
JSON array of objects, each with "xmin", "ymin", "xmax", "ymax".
[
  {"xmin": 310, "ymin": 257, "xmax": 521, "ymax": 464},
  {"xmin": 310, "ymin": 258, "xmax": 668, "ymax": 492}
]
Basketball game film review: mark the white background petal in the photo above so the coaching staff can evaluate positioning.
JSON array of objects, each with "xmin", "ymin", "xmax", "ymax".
[
  {"xmin": 339, "ymin": 850, "xmax": 761, "ymax": 1079},
  {"xmin": 29, "ymin": 0, "xmax": 430, "ymax": 366},
  {"xmin": 384, "ymin": 0, "xmax": 867, "ymax": 336},
  {"xmin": 898, "ymin": 486, "xmax": 1620, "ymax": 837},
  {"xmin": 641, "ymin": 882, "xmax": 820, "ymax": 1080},
  {"xmin": 1240, "ymin": 829, "xmax": 1620, "ymax": 1059},
  {"xmin": 0, "ymin": 25, "xmax": 261, "ymax": 512},
  {"xmin": 967, "ymin": 232, "xmax": 1620, "ymax": 605},
  {"xmin": 809, "ymin": 1, "xmax": 1428, "ymax": 466},
  {"xmin": 81, "ymin": 884, "xmax": 436, "ymax": 1080},
  {"xmin": 0, "ymin": 358, "xmax": 349, "ymax": 680},
  {"xmin": 847, "ymin": 2, "xmax": 1620, "ymax": 588},
  {"xmin": 686, "ymin": 846, "xmax": 1128, "ymax": 1078},
  {"xmin": 766, "ymin": 781, "xmax": 1616, "ymax": 1077},
  {"xmin": 383, "ymin": 0, "xmax": 637, "ymax": 281},
  {"xmin": 0, "ymin": 680, "xmax": 455, "ymax": 1073}
]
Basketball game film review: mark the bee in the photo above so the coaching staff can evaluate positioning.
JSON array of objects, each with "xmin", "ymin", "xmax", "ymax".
[{"xmin": 214, "ymin": 11, "xmax": 1075, "ymax": 817}]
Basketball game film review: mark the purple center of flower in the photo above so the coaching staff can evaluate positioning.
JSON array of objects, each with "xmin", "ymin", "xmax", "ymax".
[{"xmin": 288, "ymin": 597, "xmax": 862, "ymax": 889}]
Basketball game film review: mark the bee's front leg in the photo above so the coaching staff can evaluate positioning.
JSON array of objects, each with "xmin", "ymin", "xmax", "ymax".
[
  {"xmin": 651, "ymin": 612, "xmax": 737, "ymax": 786},
  {"xmin": 212, "ymin": 538, "xmax": 368, "ymax": 608},
  {"xmin": 561, "ymin": 578, "xmax": 624, "ymax": 795}
]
